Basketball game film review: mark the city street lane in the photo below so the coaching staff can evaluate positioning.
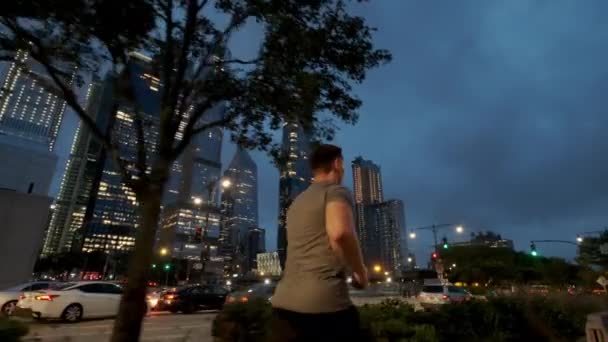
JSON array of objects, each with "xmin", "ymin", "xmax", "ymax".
[{"xmin": 23, "ymin": 311, "xmax": 217, "ymax": 342}]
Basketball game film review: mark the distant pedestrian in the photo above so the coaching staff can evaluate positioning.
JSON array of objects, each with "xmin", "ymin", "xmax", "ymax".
[{"xmin": 270, "ymin": 144, "xmax": 368, "ymax": 342}]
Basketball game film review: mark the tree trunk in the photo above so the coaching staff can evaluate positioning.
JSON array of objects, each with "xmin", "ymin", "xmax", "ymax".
[{"xmin": 110, "ymin": 182, "xmax": 163, "ymax": 342}]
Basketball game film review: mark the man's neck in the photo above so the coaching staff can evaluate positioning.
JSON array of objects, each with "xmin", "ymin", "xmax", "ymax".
[{"xmin": 313, "ymin": 174, "xmax": 338, "ymax": 184}]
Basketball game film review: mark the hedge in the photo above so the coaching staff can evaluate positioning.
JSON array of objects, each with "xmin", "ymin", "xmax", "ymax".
[{"xmin": 213, "ymin": 294, "xmax": 607, "ymax": 342}]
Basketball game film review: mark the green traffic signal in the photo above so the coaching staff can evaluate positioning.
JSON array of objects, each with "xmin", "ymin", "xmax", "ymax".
[
  {"xmin": 164, "ymin": 264, "xmax": 171, "ymax": 271},
  {"xmin": 443, "ymin": 243, "xmax": 448, "ymax": 249},
  {"xmin": 531, "ymin": 250, "xmax": 538, "ymax": 257}
]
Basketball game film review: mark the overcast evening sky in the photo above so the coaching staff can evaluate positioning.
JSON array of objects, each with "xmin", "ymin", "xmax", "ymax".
[{"xmin": 51, "ymin": 0, "xmax": 608, "ymax": 262}]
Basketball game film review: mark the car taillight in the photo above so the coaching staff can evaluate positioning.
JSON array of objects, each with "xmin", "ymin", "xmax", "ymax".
[
  {"xmin": 442, "ymin": 295, "xmax": 449, "ymax": 300},
  {"xmin": 164, "ymin": 294, "xmax": 178, "ymax": 300},
  {"xmin": 226, "ymin": 296, "xmax": 235, "ymax": 304},
  {"xmin": 19, "ymin": 295, "xmax": 26, "ymax": 300},
  {"xmin": 240, "ymin": 296, "xmax": 249, "ymax": 303},
  {"xmin": 35, "ymin": 295, "xmax": 60, "ymax": 301}
]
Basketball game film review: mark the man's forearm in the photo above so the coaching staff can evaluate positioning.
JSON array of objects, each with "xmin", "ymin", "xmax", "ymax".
[{"xmin": 332, "ymin": 232, "xmax": 366, "ymax": 274}]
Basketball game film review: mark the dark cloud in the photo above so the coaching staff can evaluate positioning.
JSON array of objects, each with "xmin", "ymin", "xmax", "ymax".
[{"xmin": 333, "ymin": 0, "xmax": 608, "ymax": 259}]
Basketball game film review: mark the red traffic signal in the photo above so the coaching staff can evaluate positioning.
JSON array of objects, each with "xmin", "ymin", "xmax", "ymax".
[{"xmin": 431, "ymin": 252, "xmax": 438, "ymax": 260}]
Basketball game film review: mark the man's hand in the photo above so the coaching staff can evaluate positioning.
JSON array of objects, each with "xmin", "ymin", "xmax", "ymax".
[{"xmin": 352, "ymin": 268, "xmax": 369, "ymax": 289}]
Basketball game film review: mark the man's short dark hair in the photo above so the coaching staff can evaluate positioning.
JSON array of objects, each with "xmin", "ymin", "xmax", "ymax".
[{"xmin": 310, "ymin": 144, "xmax": 343, "ymax": 173}]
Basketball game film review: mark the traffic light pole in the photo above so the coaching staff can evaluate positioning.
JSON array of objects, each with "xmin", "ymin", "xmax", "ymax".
[
  {"xmin": 529, "ymin": 240, "xmax": 578, "ymax": 257},
  {"xmin": 531, "ymin": 240, "xmax": 578, "ymax": 246}
]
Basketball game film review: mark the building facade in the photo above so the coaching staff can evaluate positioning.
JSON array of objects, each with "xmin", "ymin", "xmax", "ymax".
[
  {"xmin": 351, "ymin": 156, "xmax": 384, "ymax": 263},
  {"xmin": 0, "ymin": 188, "xmax": 52, "ymax": 288},
  {"xmin": 159, "ymin": 203, "xmax": 222, "ymax": 260},
  {"xmin": 364, "ymin": 199, "xmax": 405, "ymax": 272},
  {"xmin": 219, "ymin": 148, "xmax": 258, "ymax": 270},
  {"xmin": 277, "ymin": 122, "xmax": 312, "ymax": 265},
  {"xmin": 256, "ymin": 251, "xmax": 282, "ymax": 276},
  {"xmin": 0, "ymin": 50, "xmax": 71, "ymax": 151},
  {"xmin": 42, "ymin": 81, "xmax": 107, "ymax": 255}
]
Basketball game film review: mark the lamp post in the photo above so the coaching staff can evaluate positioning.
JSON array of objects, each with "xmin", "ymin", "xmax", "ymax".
[
  {"xmin": 408, "ymin": 224, "xmax": 464, "ymax": 253},
  {"xmin": 199, "ymin": 177, "xmax": 231, "ymax": 284}
]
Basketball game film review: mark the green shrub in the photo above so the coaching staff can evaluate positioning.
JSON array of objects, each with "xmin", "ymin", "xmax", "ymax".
[
  {"xmin": 212, "ymin": 296, "xmax": 603, "ymax": 342},
  {"xmin": 0, "ymin": 318, "xmax": 28, "ymax": 342}
]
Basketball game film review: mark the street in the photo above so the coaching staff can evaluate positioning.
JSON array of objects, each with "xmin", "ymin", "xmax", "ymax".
[{"xmin": 23, "ymin": 311, "xmax": 217, "ymax": 342}]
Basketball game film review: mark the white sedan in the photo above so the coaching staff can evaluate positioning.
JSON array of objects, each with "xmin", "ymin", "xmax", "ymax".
[
  {"xmin": 0, "ymin": 281, "xmax": 55, "ymax": 316},
  {"xmin": 18, "ymin": 281, "xmax": 131, "ymax": 322}
]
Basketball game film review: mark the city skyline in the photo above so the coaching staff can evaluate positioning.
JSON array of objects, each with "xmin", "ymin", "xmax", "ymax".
[{"xmin": 47, "ymin": 0, "xmax": 608, "ymax": 262}]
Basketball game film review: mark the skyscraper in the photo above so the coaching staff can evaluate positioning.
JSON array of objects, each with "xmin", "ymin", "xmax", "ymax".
[
  {"xmin": 0, "ymin": 51, "xmax": 72, "ymax": 151},
  {"xmin": 245, "ymin": 227, "xmax": 265, "ymax": 272},
  {"xmin": 164, "ymin": 104, "xmax": 224, "ymax": 206},
  {"xmin": 42, "ymin": 80, "xmax": 107, "ymax": 255},
  {"xmin": 351, "ymin": 157, "xmax": 384, "ymax": 262},
  {"xmin": 364, "ymin": 200, "xmax": 405, "ymax": 271},
  {"xmin": 219, "ymin": 148, "xmax": 258, "ymax": 267},
  {"xmin": 77, "ymin": 53, "xmax": 161, "ymax": 253},
  {"xmin": 277, "ymin": 122, "xmax": 312, "ymax": 265}
]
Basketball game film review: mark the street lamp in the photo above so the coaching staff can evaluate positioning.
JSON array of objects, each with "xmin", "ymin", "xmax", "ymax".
[
  {"xmin": 576, "ymin": 235, "xmax": 584, "ymax": 243},
  {"xmin": 452, "ymin": 263, "xmax": 456, "ymax": 268},
  {"xmin": 407, "ymin": 257, "xmax": 413, "ymax": 263},
  {"xmin": 408, "ymin": 223, "xmax": 464, "ymax": 253},
  {"xmin": 160, "ymin": 248, "xmax": 168, "ymax": 256},
  {"xmin": 198, "ymin": 177, "xmax": 232, "ymax": 283},
  {"xmin": 373, "ymin": 265, "xmax": 382, "ymax": 273},
  {"xmin": 221, "ymin": 179, "xmax": 232, "ymax": 189},
  {"xmin": 193, "ymin": 197, "xmax": 203, "ymax": 206}
]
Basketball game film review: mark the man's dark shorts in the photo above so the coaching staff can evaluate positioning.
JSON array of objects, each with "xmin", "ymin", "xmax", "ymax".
[{"xmin": 269, "ymin": 306, "xmax": 368, "ymax": 342}]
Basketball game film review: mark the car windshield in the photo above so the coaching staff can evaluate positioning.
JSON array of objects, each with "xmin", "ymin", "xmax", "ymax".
[{"xmin": 422, "ymin": 286, "xmax": 444, "ymax": 293}]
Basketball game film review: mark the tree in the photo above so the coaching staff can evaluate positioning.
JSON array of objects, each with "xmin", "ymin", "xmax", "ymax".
[
  {"xmin": 443, "ymin": 246, "xmax": 589, "ymax": 287},
  {"xmin": 577, "ymin": 230, "xmax": 608, "ymax": 269},
  {"xmin": 0, "ymin": 1, "xmax": 390, "ymax": 341}
]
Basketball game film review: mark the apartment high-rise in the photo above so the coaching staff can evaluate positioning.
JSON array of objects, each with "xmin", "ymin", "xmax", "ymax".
[
  {"xmin": 364, "ymin": 200, "xmax": 405, "ymax": 271},
  {"xmin": 42, "ymin": 81, "xmax": 107, "ymax": 255},
  {"xmin": 277, "ymin": 122, "xmax": 312, "ymax": 265},
  {"xmin": 351, "ymin": 156, "xmax": 384, "ymax": 262},
  {"xmin": 0, "ymin": 51, "xmax": 72, "ymax": 151},
  {"xmin": 219, "ymin": 148, "xmax": 258, "ymax": 270}
]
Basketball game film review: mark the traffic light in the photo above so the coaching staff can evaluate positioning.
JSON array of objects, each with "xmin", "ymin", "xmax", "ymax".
[
  {"xmin": 164, "ymin": 264, "xmax": 171, "ymax": 271},
  {"xmin": 530, "ymin": 242, "xmax": 538, "ymax": 257},
  {"xmin": 442, "ymin": 237, "xmax": 449, "ymax": 249},
  {"xmin": 431, "ymin": 252, "xmax": 438, "ymax": 261}
]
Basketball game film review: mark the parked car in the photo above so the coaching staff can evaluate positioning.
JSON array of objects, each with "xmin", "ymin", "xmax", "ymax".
[
  {"xmin": 417, "ymin": 284, "xmax": 471, "ymax": 309},
  {"xmin": 225, "ymin": 283, "xmax": 276, "ymax": 305},
  {"xmin": 0, "ymin": 281, "xmax": 55, "ymax": 316},
  {"xmin": 17, "ymin": 281, "xmax": 141, "ymax": 322},
  {"xmin": 156, "ymin": 285, "xmax": 228, "ymax": 313}
]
